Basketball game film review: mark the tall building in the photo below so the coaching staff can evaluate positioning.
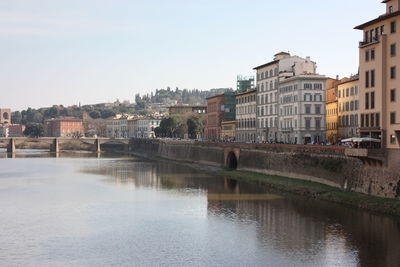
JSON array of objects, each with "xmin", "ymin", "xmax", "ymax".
[
  {"xmin": 205, "ymin": 92, "xmax": 235, "ymax": 140},
  {"xmin": 278, "ymin": 75, "xmax": 327, "ymax": 144},
  {"xmin": 235, "ymin": 89, "xmax": 257, "ymax": 142},
  {"xmin": 337, "ymin": 75, "xmax": 360, "ymax": 140},
  {"xmin": 254, "ymin": 52, "xmax": 318, "ymax": 142},
  {"xmin": 236, "ymin": 75, "xmax": 255, "ymax": 93},
  {"xmin": 355, "ymin": 0, "xmax": 400, "ymax": 149}
]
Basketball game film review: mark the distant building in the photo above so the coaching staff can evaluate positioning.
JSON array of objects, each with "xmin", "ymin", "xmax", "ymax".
[
  {"xmin": 106, "ymin": 115, "xmax": 131, "ymax": 138},
  {"xmin": 235, "ymin": 89, "xmax": 257, "ymax": 142},
  {"xmin": 128, "ymin": 117, "xmax": 161, "ymax": 138},
  {"xmin": 205, "ymin": 92, "xmax": 236, "ymax": 140},
  {"xmin": 355, "ymin": 0, "xmax": 400, "ymax": 149},
  {"xmin": 44, "ymin": 117, "xmax": 84, "ymax": 137},
  {"xmin": 237, "ymin": 75, "xmax": 255, "ymax": 93},
  {"xmin": 168, "ymin": 105, "xmax": 207, "ymax": 115},
  {"xmin": 8, "ymin": 124, "xmax": 25, "ymax": 137},
  {"xmin": 337, "ymin": 76, "xmax": 360, "ymax": 140},
  {"xmin": 0, "ymin": 108, "xmax": 11, "ymax": 124},
  {"xmin": 221, "ymin": 121, "xmax": 236, "ymax": 141}
]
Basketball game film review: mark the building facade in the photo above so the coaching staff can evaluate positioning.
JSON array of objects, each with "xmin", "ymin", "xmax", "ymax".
[
  {"xmin": 44, "ymin": 117, "xmax": 85, "ymax": 137},
  {"xmin": 337, "ymin": 76, "xmax": 360, "ymax": 140},
  {"xmin": 168, "ymin": 105, "xmax": 207, "ymax": 115},
  {"xmin": 254, "ymin": 52, "xmax": 318, "ymax": 142},
  {"xmin": 205, "ymin": 92, "xmax": 235, "ymax": 140},
  {"xmin": 106, "ymin": 115, "xmax": 130, "ymax": 138},
  {"xmin": 235, "ymin": 89, "xmax": 256, "ymax": 142},
  {"xmin": 254, "ymin": 57, "xmax": 279, "ymax": 142},
  {"xmin": 325, "ymin": 78, "xmax": 340, "ymax": 144},
  {"xmin": 221, "ymin": 121, "xmax": 236, "ymax": 141},
  {"xmin": 134, "ymin": 118, "xmax": 161, "ymax": 138},
  {"xmin": 278, "ymin": 75, "xmax": 327, "ymax": 144},
  {"xmin": 355, "ymin": 0, "xmax": 400, "ymax": 149}
]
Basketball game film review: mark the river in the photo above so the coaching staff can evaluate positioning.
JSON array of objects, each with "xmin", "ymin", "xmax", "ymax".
[{"xmin": 0, "ymin": 150, "xmax": 399, "ymax": 267}]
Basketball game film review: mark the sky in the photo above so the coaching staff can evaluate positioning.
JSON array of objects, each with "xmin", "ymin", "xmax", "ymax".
[{"xmin": 0, "ymin": 0, "xmax": 384, "ymax": 111}]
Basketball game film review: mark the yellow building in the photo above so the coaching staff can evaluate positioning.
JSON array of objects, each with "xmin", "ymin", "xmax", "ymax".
[
  {"xmin": 325, "ymin": 78, "xmax": 350, "ymax": 144},
  {"xmin": 221, "ymin": 121, "xmax": 236, "ymax": 141},
  {"xmin": 355, "ymin": 0, "xmax": 400, "ymax": 149},
  {"xmin": 337, "ymin": 76, "xmax": 360, "ymax": 140}
]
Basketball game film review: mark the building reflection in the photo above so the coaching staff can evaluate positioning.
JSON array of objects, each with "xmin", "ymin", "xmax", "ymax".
[{"xmin": 80, "ymin": 157, "xmax": 400, "ymax": 267}]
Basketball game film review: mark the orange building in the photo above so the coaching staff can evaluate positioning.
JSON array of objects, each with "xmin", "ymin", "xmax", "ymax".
[
  {"xmin": 355, "ymin": 0, "xmax": 400, "ymax": 149},
  {"xmin": 44, "ymin": 117, "xmax": 85, "ymax": 137}
]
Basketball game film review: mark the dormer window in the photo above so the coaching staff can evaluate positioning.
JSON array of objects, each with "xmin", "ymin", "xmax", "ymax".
[{"xmin": 389, "ymin": 6, "xmax": 393, "ymax": 14}]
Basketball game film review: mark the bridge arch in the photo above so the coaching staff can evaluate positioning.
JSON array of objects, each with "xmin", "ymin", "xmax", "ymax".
[{"xmin": 227, "ymin": 152, "xmax": 238, "ymax": 169}]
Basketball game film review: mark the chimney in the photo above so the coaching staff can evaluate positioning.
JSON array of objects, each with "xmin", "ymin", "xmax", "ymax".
[{"xmin": 336, "ymin": 75, "xmax": 339, "ymax": 80}]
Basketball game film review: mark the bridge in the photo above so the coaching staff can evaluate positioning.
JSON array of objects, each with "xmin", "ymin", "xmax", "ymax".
[{"xmin": 0, "ymin": 137, "xmax": 130, "ymax": 153}]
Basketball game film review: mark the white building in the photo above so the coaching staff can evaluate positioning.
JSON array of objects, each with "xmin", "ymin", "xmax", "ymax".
[
  {"xmin": 278, "ymin": 75, "xmax": 327, "ymax": 144},
  {"xmin": 129, "ymin": 118, "xmax": 161, "ymax": 138},
  {"xmin": 106, "ymin": 115, "xmax": 131, "ymax": 138},
  {"xmin": 254, "ymin": 52, "xmax": 319, "ymax": 142}
]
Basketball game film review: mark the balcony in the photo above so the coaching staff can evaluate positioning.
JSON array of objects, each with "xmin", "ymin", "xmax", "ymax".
[
  {"xmin": 359, "ymin": 36, "xmax": 380, "ymax": 48},
  {"xmin": 281, "ymin": 127, "xmax": 293, "ymax": 133}
]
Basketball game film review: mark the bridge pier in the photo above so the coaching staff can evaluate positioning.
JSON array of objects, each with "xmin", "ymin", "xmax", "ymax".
[
  {"xmin": 50, "ymin": 138, "xmax": 59, "ymax": 153},
  {"xmin": 95, "ymin": 138, "xmax": 101, "ymax": 153},
  {"xmin": 7, "ymin": 138, "xmax": 16, "ymax": 153}
]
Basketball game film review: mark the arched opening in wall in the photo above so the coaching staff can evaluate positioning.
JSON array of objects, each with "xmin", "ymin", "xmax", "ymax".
[{"xmin": 227, "ymin": 152, "xmax": 238, "ymax": 170}]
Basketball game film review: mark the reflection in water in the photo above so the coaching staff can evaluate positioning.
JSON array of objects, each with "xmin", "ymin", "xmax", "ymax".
[{"xmin": 0, "ymin": 153, "xmax": 399, "ymax": 266}]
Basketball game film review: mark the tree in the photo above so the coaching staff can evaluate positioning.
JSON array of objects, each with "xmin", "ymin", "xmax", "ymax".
[
  {"xmin": 187, "ymin": 116, "xmax": 204, "ymax": 139},
  {"xmin": 89, "ymin": 110, "xmax": 101, "ymax": 119},
  {"xmin": 11, "ymin": 111, "xmax": 22, "ymax": 124},
  {"xmin": 100, "ymin": 109, "xmax": 116, "ymax": 119},
  {"xmin": 158, "ymin": 115, "xmax": 185, "ymax": 138},
  {"xmin": 23, "ymin": 123, "xmax": 44, "ymax": 137}
]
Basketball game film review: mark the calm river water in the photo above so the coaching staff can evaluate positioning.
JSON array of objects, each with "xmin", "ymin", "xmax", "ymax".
[{"xmin": 0, "ymin": 150, "xmax": 399, "ymax": 267}]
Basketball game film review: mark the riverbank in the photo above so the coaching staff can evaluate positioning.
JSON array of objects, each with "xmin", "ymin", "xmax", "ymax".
[
  {"xmin": 218, "ymin": 170, "xmax": 400, "ymax": 217},
  {"xmin": 123, "ymin": 149, "xmax": 400, "ymax": 217}
]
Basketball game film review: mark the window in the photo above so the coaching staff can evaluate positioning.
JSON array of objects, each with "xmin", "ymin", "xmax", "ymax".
[
  {"xmin": 376, "ymin": 113, "xmax": 380, "ymax": 127},
  {"xmin": 390, "ymin": 112, "xmax": 396, "ymax": 124},
  {"xmin": 371, "ymin": 92, "xmax": 375, "ymax": 109},
  {"xmin": 346, "ymin": 88, "xmax": 349, "ymax": 97},
  {"xmin": 315, "ymin": 105, "xmax": 321, "ymax": 114},
  {"xmin": 391, "ymin": 43, "xmax": 396, "ymax": 57},
  {"xmin": 365, "ymin": 93, "xmax": 370, "ymax": 109},
  {"xmin": 371, "ymin": 70, "xmax": 375, "ymax": 87},
  {"xmin": 391, "ymin": 66, "xmax": 396, "ymax": 79},
  {"xmin": 371, "ymin": 49, "xmax": 375, "ymax": 60},
  {"xmin": 305, "ymin": 105, "xmax": 311, "ymax": 114},
  {"xmin": 304, "ymin": 83, "xmax": 312, "ymax": 90},
  {"xmin": 391, "ymin": 21, "xmax": 396, "ymax": 33},
  {"xmin": 305, "ymin": 118, "xmax": 311, "ymax": 129},
  {"xmin": 366, "ymin": 71, "xmax": 370, "ymax": 88},
  {"xmin": 361, "ymin": 114, "xmax": 365, "ymax": 127},
  {"xmin": 315, "ymin": 119, "xmax": 321, "ymax": 129},
  {"xmin": 389, "ymin": 6, "xmax": 394, "ymax": 14},
  {"xmin": 390, "ymin": 89, "xmax": 396, "ymax": 102},
  {"xmin": 365, "ymin": 50, "xmax": 370, "ymax": 61},
  {"xmin": 390, "ymin": 134, "xmax": 397, "ymax": 144}
]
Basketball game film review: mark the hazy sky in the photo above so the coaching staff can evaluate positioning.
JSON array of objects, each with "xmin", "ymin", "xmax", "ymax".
[{"xmin": 1, "ymin": 0, "xmax": 383, "ymax": 111}]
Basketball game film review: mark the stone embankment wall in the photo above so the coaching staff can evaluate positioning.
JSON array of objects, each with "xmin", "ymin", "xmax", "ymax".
[{"xmin": 128, "ymin": 139, "xmax": 400, "ymax": 199}]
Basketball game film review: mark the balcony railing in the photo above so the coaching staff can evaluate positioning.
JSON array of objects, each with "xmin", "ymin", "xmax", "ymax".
[{"xmin": 359, "ymin": 36, "xmax": 380, "ymax": 48}]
